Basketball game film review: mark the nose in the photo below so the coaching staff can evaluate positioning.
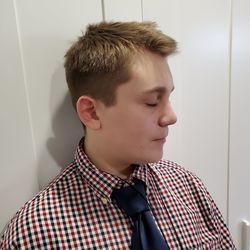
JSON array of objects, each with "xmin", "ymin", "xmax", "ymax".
[{"xmin": 158, "ymin": 102, "xmax": 177, "ymax": 127}]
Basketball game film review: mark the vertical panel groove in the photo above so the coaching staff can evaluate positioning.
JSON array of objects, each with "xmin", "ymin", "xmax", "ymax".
[
  {"xmin": 12, "ymin": 0, "xmax": 37, "ymax": 163},
  {"xmin": 227, "ymin": 0, "xmax": 233, "ymax": 226},
  {"xmin": 101, "ymin": 0, "xmax": 106, "ymax": 21},
  {"xmin": 141, "ymin": 0, "xmax": 144, "ymax": 21}
]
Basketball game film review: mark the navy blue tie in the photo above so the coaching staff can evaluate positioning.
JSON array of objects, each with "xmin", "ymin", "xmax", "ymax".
[{"xmin": 112, "ymin": 180, "xmax": 170, "ymax": 250}]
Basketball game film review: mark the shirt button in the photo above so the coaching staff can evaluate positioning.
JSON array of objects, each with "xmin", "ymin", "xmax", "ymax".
[{"xmin": 101, "ymin": 197, "xmax": 108, "ymax": 205}]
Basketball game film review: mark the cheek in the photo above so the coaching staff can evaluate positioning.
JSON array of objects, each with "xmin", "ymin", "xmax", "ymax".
[
  {"xmin": 132, "ymin": 108, "xmax": 158, "ymax": 128},
  {"xmin": 103, "ymin": 105, "xmax": 158, "ymax": 137},
  {"xmin": 123, "ymin": 112, "xmax": 157, "ymax": 138}
]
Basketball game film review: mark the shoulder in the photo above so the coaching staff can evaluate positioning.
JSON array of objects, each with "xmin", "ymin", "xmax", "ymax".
[
  {"xmin": 149, "ymin": 160, "xmax": 236, "ymax": 249},
  {"xmin": 0, "ymin": 162, "xmax": 80, "ymax": 248},
  {"xmin": 149, "ymin": 159, "xmax": 221, "ymax": 223},
  {"xmin": 150, "ymin": 159, "xmax": 202, "ymax": 184},
  {"xmin": 149, "ymin": 159, "xmax": 214, "ymax": 206}
]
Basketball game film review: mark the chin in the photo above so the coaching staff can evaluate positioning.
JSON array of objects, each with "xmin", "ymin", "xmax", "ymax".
[{"xmin": 138, "ymin": 152, "xmax": 163, "ymax": 164}]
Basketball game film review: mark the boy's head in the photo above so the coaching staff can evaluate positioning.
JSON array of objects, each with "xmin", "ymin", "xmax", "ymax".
[
  {"xmin": 64, "ymin": 21, "xmax": 177, "ymax": 164},
  {"xmin": 64, "ymin": 21, "xmax": 176, "ymax": 109}
]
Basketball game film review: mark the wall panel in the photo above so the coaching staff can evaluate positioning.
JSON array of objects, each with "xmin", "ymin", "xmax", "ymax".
[
  {"xmin": 104, "ymin": 0, "xmax": 142, "ymax": 21},
  {"xmin": 229, "ymin": 0, "xmax": 250, "ymax": 248},
  {"xmin": 0, "ymin": 0, "xmax": 37, "ymax": 232},
  {"xmin": 143, "ymin": 0, "xmax": 231, "ymax": 218},
  {"xmin": 14, "ymin": 0, "xmax": 103, "ymax": 188}
]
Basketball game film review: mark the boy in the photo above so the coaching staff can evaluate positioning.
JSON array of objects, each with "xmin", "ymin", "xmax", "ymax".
[{"xmin": 0, "ymin": 21, "xmax": 236, "ymax": 249}]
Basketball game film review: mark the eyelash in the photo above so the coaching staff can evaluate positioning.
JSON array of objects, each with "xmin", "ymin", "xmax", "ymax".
[{"xmin": 146, "ymin": 103, "xmax": 158, "ymax": 107}]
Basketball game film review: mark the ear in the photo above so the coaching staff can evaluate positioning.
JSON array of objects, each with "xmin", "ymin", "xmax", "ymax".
[{"xmin": 76, "ymin": 96, "xmax": 101, "ymax": 130}]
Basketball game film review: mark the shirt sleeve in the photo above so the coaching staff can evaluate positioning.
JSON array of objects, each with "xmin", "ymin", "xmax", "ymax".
[{"xmin": 0, "ymin": 222, "xmax": 17, "ymax": 250}]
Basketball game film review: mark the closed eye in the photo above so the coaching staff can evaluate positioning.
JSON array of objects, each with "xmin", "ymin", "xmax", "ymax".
[{"xmin": 146, "ymin": 103, "xmax": 158, "ymax": 107}]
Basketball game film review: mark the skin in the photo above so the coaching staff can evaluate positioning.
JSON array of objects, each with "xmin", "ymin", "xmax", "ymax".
[{"xmin": 76, "ymin": 50, "xmax": 177, "ymax": 179}]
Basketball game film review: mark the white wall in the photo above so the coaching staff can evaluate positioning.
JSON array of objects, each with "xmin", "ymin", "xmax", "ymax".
[
  {"xmin": 0, "ymin": 0, "xmax": 38, "ymax": 233},
  {"xmin": 1, "ymin": 0, "xmax": 249, "ymax": 248},
  {"xmin": 229, "ymin": 1, "xmax": 250, "ymax": 249},
  {"xmin": 143, "ymin": 0, "xmax": 231, "ymax": 222}
]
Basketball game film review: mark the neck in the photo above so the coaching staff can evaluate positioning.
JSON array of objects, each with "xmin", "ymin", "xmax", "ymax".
[{"xmin": 84, "ymin": 135, "xmax": 135, "ymax": 179}]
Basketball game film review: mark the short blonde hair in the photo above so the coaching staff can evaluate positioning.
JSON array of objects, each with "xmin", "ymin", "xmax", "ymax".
[{"xmin": 64, "ymin": 21, "xmax": 177, "ymax": 108}]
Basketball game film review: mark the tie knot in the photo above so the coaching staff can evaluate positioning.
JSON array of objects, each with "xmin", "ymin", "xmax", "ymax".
[{"xmin": 112, "ymin": 180, "xmax": 149, "ymax": 217}]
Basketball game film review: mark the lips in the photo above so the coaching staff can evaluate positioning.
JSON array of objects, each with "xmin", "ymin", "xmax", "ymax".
[
  {"xmin": 153, "ymin": 138, "xmax": 166, "ymax": 143},
  {"xmin": 153, "ymin": 130, "xmax": 168, "ymax": 142}
]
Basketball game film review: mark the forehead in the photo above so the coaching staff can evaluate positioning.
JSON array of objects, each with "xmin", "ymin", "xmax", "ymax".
[{"xmin": 124, "ymin": 51, "xmax": 174, "ymax": 96}]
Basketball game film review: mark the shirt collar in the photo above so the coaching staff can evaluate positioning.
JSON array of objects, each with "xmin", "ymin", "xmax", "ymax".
[{"xmin": 74, "ymin": 137, "xmax": 150, "ymax": 203}]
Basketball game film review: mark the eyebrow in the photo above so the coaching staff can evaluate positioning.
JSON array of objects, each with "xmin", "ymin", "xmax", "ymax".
[{"xmin": 142, "ymin": 85, "xmax": 175, "ymax": 95}]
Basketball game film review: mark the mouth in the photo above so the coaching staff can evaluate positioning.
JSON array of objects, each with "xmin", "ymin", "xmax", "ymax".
[{"xmin": 153, "ymin": 138, "xmax": 166, "ymax": 143}]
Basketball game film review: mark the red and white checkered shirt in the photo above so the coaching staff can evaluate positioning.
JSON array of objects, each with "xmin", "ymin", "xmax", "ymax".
[{"xmin": 1, "ymin": 138, "xmax": 236, "ymax": 249}]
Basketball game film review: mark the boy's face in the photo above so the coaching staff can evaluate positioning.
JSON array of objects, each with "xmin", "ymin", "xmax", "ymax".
[{"xmin": 96, "ymin": 50, "xmax": 177, "ymax": 165}]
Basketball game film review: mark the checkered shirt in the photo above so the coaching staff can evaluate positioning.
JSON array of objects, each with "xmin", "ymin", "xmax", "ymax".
[{"xmin": 0, "ymin": 138, "xmax": 236, "ymax": 249}]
